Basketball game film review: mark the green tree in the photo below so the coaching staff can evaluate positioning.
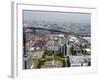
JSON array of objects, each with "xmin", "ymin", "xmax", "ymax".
[
  {"xmin": 67, "ymin": 56, "xmax": 70, "ymax": 67},
  {"xmin": 70, "ymin": 46, "xmax": 74, "ymax": 54},
  {"xmin": 42, "ymin": 49, "xmax": 48, "ymax": 58},
  {"xmin": 79, "ymin": 44, "xmax": 83, "ymax": 50}
]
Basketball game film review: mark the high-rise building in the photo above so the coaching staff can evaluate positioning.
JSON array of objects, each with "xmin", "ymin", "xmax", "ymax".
[{"xmin": 59, "ymin": 43, "xmax": 67, "ymax": 57}]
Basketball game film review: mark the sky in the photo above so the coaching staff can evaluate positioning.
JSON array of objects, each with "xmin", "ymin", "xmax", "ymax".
[{"xmin": 23, "ymin": 10, "xmax": 91, "ymax": 24}]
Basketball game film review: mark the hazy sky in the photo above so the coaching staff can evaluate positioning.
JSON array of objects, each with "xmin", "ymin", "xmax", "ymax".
[{"xmin": 23, "ymin": 10, "xmax": 91, "ymax": 24}]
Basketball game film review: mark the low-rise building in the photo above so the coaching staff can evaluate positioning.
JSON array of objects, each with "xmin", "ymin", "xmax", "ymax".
[
  {"xmin": 47, "ymin": 45, "xmax": 60, "ymax": 55},
  {"xmin": 69, "ymin": 56, "xmax": 91, "ymax": 67}
]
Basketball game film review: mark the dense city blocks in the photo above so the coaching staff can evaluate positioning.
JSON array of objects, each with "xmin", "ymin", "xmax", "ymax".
[{"xmin": 23, "ymin": 10, "xmax": 91, "ymax": 69}]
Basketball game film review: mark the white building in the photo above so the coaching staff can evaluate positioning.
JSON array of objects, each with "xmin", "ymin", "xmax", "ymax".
[
  {"xmin": 47, "ymin": 33, "xmax": 64, "ymax": 39},
  {"xmin": 69, "ymin": 35, "xmax": 80, "ymax": 44},
  {"xmin": 69, "ymin": 56, "xmax": 91, "ymax": 67}
]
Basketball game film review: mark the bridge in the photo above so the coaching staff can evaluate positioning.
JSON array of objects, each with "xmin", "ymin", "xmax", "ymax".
[{"xmin": 23, "ymin": 26, "xmax": 75, "ymax": 35}]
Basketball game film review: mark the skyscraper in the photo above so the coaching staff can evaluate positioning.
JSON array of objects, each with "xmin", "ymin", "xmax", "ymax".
[{"xmin": 59, "ymin": 44, "xmax": 67, "ymax": 57}]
